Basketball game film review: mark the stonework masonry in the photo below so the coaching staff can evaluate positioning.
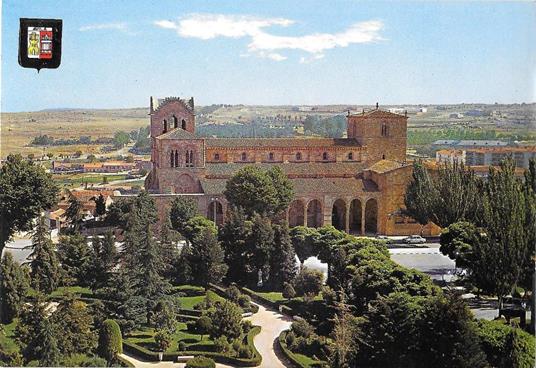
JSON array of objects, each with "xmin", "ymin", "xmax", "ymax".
[{"xmin": 144, "ymin": 96, "xmax": 439, "ymax": 236}]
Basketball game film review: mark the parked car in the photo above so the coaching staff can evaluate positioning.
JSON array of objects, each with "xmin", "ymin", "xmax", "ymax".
[
  {"xmin": 376, "ymin": 235, "xmax": 392, "ymax": 244},
  {"xmin": 404, "ymin": 235, "xmax": 426, "ymax": 244}
]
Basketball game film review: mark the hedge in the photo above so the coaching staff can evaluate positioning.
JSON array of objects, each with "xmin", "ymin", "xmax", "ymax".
[
  {"xmin": 117, "ymin": 355, "xmax": 135, "ymax": 367},
  {"xmin": 123, "ymin": 326, "xmax": 262, "ymax": 367},
  {"xmin": 185, "ymin": 356, "xmax": 216, "ymax": 368},
  {"xmin": 277, "ymin": 330, "xmax": 328, "ymax": 368},
  {"xmin": 99, "ymin": 319, "xmax": 123, "ymax": 363},
  {"xmin": 241, "ymin": 287, "xmax": 296, "ymax": 317}
]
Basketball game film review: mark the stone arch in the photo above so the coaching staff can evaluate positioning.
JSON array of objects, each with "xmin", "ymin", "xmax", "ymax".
[
  {"xmin": 331, "ymin": 199, "xmax": 346, "ymax": 231},
  {"xmin": 173, "ymin": 115, "xmax": 178, "ymax": 129},
  {"xmin": 288, "ymin": 200, "xmax": 305, "ymax": 227},
  {"xmin": 181, "ymin": 119, "xmax": 186, "ymax": 130},
  {"xmin": 349, "ymin": 198, "xmax": 362, "ymax": 234},
  {"xmin": 306, "ymin": 199, "xmax": 323, "ymax": 228},
  {"xmin": 163, "ymin": 119, "xmax": 168, "ymax": 133},
  {"xmin": 175, "ymin": 174, "xmax": 197, "ymax": 194},
  {"xmin": 365, "ymin": 198, "xmax": 378, "ymax": 234},
  {"xmin": 208, "ymin": 200, "xmax": 224, "ymax": 226}
]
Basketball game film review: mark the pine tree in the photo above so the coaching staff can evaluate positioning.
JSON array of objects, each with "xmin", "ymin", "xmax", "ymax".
[
  {"xmin": 169, "ymin": 196, "xmax": 198, "ymax": 235},
  {"xmin": 65, "ymin": 193, "xmax": 84, "ymax": 233},
  {"xmin": 219, "ymin": 206, "xmax": 252, "ymax": 284},
  {"xmin": 188, "ymin": 227, "xmax": 228, "ymax": 289},
  {"xmin": 51, "ymin": 296, "xmax": 98, "ymax": 357},
  {"xmin": 16, "ymin": 293, "xmax": 60, "ymax": 365},
  {"xmin": 94, "ymin": 193, "xmax": 106, "ymax": 217},
  {"xmin": 248, "ymin": 214, "xmax": 275, "ymax": 286},
  {"xmin": 135, "ymin": 224, "xmax": 170, "ymax": 308},
  {"xmin": 28, "ymin": 216, "xmax": 61, "ymax": 293},
  {"xmin": 160, "ymin": 213, "xmax": 178, "ymax": 278},
  {"xmin": 404, "ymin": 160, "xmax": 436, "ymax": 230},
  {"xmin": 0, "ymin": 252, "xmax": 29, "ymax": 323},
  {"xmin": 57, "ymin": 233, "xmax": 92, "ymax": 286},
  {"xmin": 270, "ymin": 222, "xmax": 297, "ymax": 289}
]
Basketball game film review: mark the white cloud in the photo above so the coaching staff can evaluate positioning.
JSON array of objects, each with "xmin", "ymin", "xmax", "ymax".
[{"xmin": 154, "ymin": 13, "xmax": 385, "ymax": 62}]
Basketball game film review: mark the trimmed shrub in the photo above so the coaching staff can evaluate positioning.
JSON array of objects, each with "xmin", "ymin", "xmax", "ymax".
[
  {"xmin": 154, "ymin": 330, "xmax": 172, "ymax": 352},
  {"xmin": 196, "ymin": 316, "xmax": 213, "ymax": 338},
  {"xmin": 238, "ymin": 294, "xmax": 251, "ymax": 309},
  {"xmin": 226, "ymin": 285, "xmax": 241, "ymax": 303},
  {"xmin": 476, "ymin": 319, "xmax": 535, "ymax": 368},
  {"xmin": 214, "ymin": 336, "xmax": 231, "ymax": 355},
  {"xmin": 178, "ymin": 341, "xmax": 187, "ymax": 351},
  {"xmin": 185, "ymin": 356, "xmax": 216, "ymax": 368},
  {"xmin": 291, "ymin": 319, "xmax": 314, "ymax": 338},
  {"xmin": 98, "ymin": 319, "xmax": 122, "ymax": 363},
  {"xmin": 238, "ymin": 345, "xmax": 253, "ymax": 359},
  {"xmin": 186, "ymin": 320, "xmax": 197, "ymax": 333},
  {"xmin": 242, "ymin": 320, "xmax": 253, "ymax": 334}
]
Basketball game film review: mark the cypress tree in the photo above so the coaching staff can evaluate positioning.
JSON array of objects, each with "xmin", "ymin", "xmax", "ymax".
[
  {"xmin": 188, "ymin": 227, "xmax": 228, "ymax": 289},
  {"xmin": 57, "ymin": 233, "xmax": 92, "ymax": 286},
  {"xmin": 219, "ymin": 206, "xmax": 252, "ymax": 284},
  {"xmin": 0, "ymin": 252, "xmax": 29, "ymax": 323},
  {"xmin": 28, "ymin": 216, "xmax": 61, "ymax": 293},
  {"xmin": 248, "ymin": 214, "xmax": 275, "ymax": 286},
  {"xmin": 270, "ymin": 222, "xmax": 298, "ymax": 289}
]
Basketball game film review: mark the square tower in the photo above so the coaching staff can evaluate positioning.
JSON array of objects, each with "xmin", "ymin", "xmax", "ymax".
[{"xmin": 347, "ymin": 107, "xmax": 407, "ymax": 163}]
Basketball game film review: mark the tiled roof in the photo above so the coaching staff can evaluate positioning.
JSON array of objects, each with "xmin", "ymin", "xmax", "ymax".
[
  {"xmin": 156, "ymin": 128, "xmax": 197, "ymax": 140},
  {"xmin": 366, "ymin": 160, "xmax": 408, "ymax": 173},
  {"xmin": 205, "ymin": 137, "xmax": 361, "ymax": 149},
  {"xmin": 200, "ymin": 177, "xmax": 379, "ymax": 196},
  {"xmin": 204, "ymin": 162, "xmax": 366, "ymax": 178},
  {"xmin": 349, "ymin": 109, "xmax": 406, "ymax": 119}
]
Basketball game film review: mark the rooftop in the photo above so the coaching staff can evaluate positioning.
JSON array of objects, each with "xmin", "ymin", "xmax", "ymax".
[{"xmin": 205, "ymin": 137, "xmax": 361, "ymax": 149}]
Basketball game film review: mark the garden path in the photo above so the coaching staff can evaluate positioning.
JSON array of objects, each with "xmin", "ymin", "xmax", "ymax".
[{"xmin": 244, "ymin": 302, "xmax": 293, "ymax": 368}]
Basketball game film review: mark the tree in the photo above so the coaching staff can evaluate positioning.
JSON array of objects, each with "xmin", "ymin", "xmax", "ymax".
[
  {"xmin": 92, "ymin": 231, "xmax": 117, "ymax": 290},
  {"xmin": 187, "ymin": 227, "xmax": 228, "ymax": 289},
  {"xmin": 219, "ymin": 206, "xmax": 252, "ymax": 284},
  {"xmin": 293, "ymin": 268, "xmax": 324, "ymax": 299},
  {"xmin": 196, "ymin": 316, "xmax": 212, "ymax": 340},
  {"xmin": 248, "ymin": 214, "xmax": 274, "ymax": 286},
  {"xmin": 65, "ymin": 193, "xmax": 84, "ymax": 233},
  {"xmin": 0, "ymin": 252, "xmax": 29, "ymax": 323},
  {"xmin": 94, "ymin": 194, "xmax": 106, "ymax": 217},
  {"xmin": 150, "ymin": 299, "xmax": 177, "ymax": 332},
  {"xmin": 98, "ymin": 319, "xmax": 122, "ymax": 364},
  {"xmin": 28, "ymin": 216, "xmax": 61, "ymax": 293},
  {"xmin": 282, "ymin": 282, "xmax": 296, "ymax": 301},
  {"xmin": 182, "ymin": 216, "xmax": 217, "ymax": 244},
  {"xmin": 477, "ymin": 158, "xmax": 530, "ymax": 308},
  {"xmin": 160, "ymin": 214, "xmax": 178, "ymax": 278},
  {"xmin": 439, "ymin": 221, "xmax": 484, "ymax": 270},
  {"xmin": 224, "ymin": 165, "xmax": 293, "ymax": 219},
  {"xmin": 0, "ymin": 154, "xmax": 58, "ymax": 256},
  {"xmin": 329, "ymin": 295, "xmax": 360, "ymax": 368},
  {"xmin": 16, "ymin": 293, "xmax": 60, "ymax": 365},
  {"xmin": 57, "ymin": 233, "xmax": 92, "ymax": 286},
  {"xmin": 113, "ymin": 131, "xmax": 130, "ymax": 148},
  {"xmin": 403, "ymin": 160, "xmax": 436, "ymax": 231},
  {"xmin": 270, "ymin": 222, "xmax": 298, "ymax": 289},
  {"xmin": 103, "ymin": 198, "xmax": 133, "ymax": 229},
  {"xmin": 169, "ymin": 197, "xmax": 198, "ymax": 235},
  {"xmin": 154, "ymin": 330, "xmax": 172, "ymax": 352},
  {"xmin": 51, "ymin": 296, "xmax": 98, "ymax": 357},
  {"xmin": 289, "ymin": 226, "xmax": 317, "ymax": 266},
  {"xmin": 208, "ymin": 301, "xmax": 243, "ymax": 339}
]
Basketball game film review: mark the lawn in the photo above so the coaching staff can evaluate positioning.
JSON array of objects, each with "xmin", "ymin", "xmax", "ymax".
[
  {"xmin": 0, "ymin": 319, "xmax": 19, "ymax": 354},
  {"xmin": 50, "ymin": 286, "xmax": 93, "ymax": 298},
  {"xmin": 176, "ymin": 290, "xmax": 225, "ymax": 310},
  {"xmin": 126, "ymin": 322, "xmax": 215, "ymax": 353},
  {"xmin": 255, "ymin": 291, "xmax": 323, "ymax": 304}
]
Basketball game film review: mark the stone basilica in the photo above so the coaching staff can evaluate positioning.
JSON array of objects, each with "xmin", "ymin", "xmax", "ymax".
[{"xmin": 145, "ymin": 96, "xmax": 438, "ymax": 236}]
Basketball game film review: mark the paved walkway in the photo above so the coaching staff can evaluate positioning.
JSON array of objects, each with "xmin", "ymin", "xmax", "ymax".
[
  {"xmin": 245, "ymin": 303, "xmax": 293, "ymax": 368},
  {"xmin": 120, "ymin": 302, "xmax": 292, "ymax": 368}
]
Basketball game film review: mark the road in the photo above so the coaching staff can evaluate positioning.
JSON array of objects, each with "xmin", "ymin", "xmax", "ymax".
[{"xmin": 389, "ymin": 243, "xmax": 457, "ymax": 281}]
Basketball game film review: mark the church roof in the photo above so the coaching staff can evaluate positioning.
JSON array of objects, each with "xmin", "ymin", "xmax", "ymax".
[
  {"xmin": 366, "ymin": 159, "xmax": 408, "ymax": 173},
  {"xmin": 205, "ymin": 137, "xmax": 361, "ymax": 149},
  {"xmin": 349, "ymin": 109, "xmax": 407, "ymax": 119},
  {"xmin": 204, "ymin": 161, "xmax": 367, "ymax": 178},
  {"xmin": 199, "ymin": 177, "xmax": 379, "ymax": 196},
  {"xmin": 155, "ymin": 128, "xmax": 197, "ymax": 140}
]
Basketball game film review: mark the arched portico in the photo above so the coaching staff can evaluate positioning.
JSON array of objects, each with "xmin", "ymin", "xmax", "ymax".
[
  {"xmin": 288, "ymin": 200, "xmax": 305, "ymax": 227},
  {"xmin": 208, "ymin": 200, "xmax": 224, "ymax": 226},
  {"xmin": 306, "ymin": 199, "xmax": 323, "ymax": 228},
  {"xmin": 365, "ymin": 198, "xmax": 378, "ymax": 234},
  {"xmin": 331, "ymin": 199, "xmax": 346, "ymax": 231},
  {"xmin": 175, "ymin": 174, "xmax": 197, "ymax": 193},
  {"xmin": 349, "ymin": 198, "xmax": 362, "ymax": 234}
]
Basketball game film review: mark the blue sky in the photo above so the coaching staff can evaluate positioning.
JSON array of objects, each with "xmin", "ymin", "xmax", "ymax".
[{"xmin": 2, "ymin": 0, "xmax": 535, "ymax": 112}]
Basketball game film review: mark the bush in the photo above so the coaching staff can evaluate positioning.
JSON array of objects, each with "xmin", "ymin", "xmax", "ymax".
[
  {"xmin": 154, "ymin": 330, "xmax": 172, "ymax": 352},
  {"xmin": 242, "ymin": 320, "xmax": 253, "ymax": 334},
  {"xmin": 476, "ymin": 319, "xmax": 535, "ymax": 368},
  {"xmin": 285, "ymin": 330, "xmax": 296, "ymax": 346},
  {"xmin": 232, "ymin": 339, "xmax": 242, "ymax": 352},
  {"xmin": 214, "ymin": 336, "xmax": 231, "ymax": 355},
  {"xmin": 186, "ymin": 320, "xmax": 197, "ymax": 333},
  {"xmin": 185, "ymin": 356, "xmax": 216, "ymax": 368},
  {"xmin": 282, "ymin": 282, "xmax": 296, "ymax": 300},
  {"xmin": 208, "ymin": 301, "xmax": 243, "ymax": 339},
  {"xmin": 238, "ymin": 345, "xmax": 253, "ymax": 359},
  {"xmin": 196, "ymin": 316, "xmax": 213, "ymax": 337},
  {"xmin": 293, "ymin": 268, "xmax": 323, "ymax": 298},
  {"xmin": 61, "ymin": 354, "xmax": 108, "ymax": 367},
  {"xmin": 291, "ymin": 319, "xmax": 315, "ymax": 338},
  {"xmin": 226, "ymin": 285, "xmax": 241, "ymax": 303},
  {"xmin": 98, "ymin": 319, "xmax": 122, "ymax": 363},
  {"xmin": 237, "ymin": 294, "xmax": 251, "ymax": 309}
]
